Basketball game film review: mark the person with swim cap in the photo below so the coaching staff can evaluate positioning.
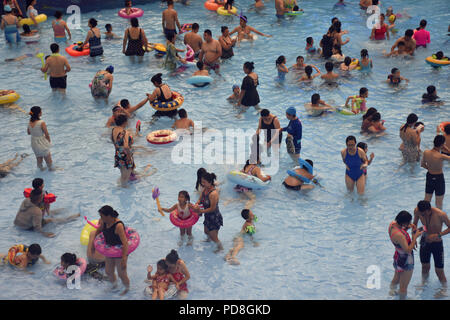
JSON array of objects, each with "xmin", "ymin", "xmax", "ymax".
[
  {"xmin": 283, "ymin": 159, "xmax": 316, "ymax": 191},
  {"xmin": 280, "ymin": 107, "xmax": 302, "ymax": 163}
]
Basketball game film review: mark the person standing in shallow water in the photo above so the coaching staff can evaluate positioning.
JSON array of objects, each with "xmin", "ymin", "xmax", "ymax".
[
  {"xmin": 27, "ymin": 106, "xmax": 53, "ymax": 171},
  {"xmin": 399, "ymin": 113, "xmax": 421, "ymax": 163},
  {"xmin": 341, "ymin": 135, "xmax": 368, "ymax": 195},
  {"xmin": 111, "ymin": 114, "xmax": 136, "ymax": 187},
  {"xmin": 237, "ymin": 61, "xmax": 260, "ymax": 111}
]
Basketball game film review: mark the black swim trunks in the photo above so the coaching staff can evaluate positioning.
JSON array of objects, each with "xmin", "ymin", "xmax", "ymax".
[
  {"xmin": 420, "ymin": 238, "xmax": 444, "ymax": 269},
  {"xmin": 50, "ymin": 75, "xmax": 67, "ymax": 89},
  {"xmin": 282, "ymin": 181, "xmax": 302, "ymax": 191},
  {"xmin": 425, "ymin": 172, "xmax": 445, "ymax": 196},
  {"xmin": 164, "ymin": 28, "xmax": 177, "ymax": 40}
]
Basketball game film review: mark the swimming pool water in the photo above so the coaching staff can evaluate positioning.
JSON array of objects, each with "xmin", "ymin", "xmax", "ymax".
[{"xmin": 0, "ymin": 0, "xmax": 449, "ymax": 300}]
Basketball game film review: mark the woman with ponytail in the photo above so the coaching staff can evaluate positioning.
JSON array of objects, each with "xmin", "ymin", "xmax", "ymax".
[
  {"xmin": 399, "ymin": 113, "xmax": 420, "ymax": 163},
  {"xmin": 165, "ymin": 249, "xmax": 190, "ymax": 299},
  {"xmin": 27, "ymin": 106, "xmax": 53, "ymax": 171},
  {"xmin": 237, "ymin": 61, "xmax": 260, "ymax": 112}
]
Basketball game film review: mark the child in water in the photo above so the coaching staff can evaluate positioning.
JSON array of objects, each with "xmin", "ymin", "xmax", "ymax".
[
  {"xmin": 321, "ymin": 61, "xmax": 339, "ymax": 82},
  {"xmin": 104, "ymin": 24, "xmax": 119, "ymax": 40},
  {"xmin": 224, "ymin": 209, "xmax": 259, "ymax": 265},
  {"xmin": 146, "ymin": 260, "xmax": 177, "ymax": 300},
  {"xmin": 388, "ymin": 14, "xmax": 397, "ymax": 34},
  {"xmin": 387, "ymin": 68, "xmax": 409, "ymax": 85},
  {"xmin": 357, "ymin": 142, "xmax": 374, "ymax": 178},
  {"xmin": 365, "ymin": 112, "xmax": 387, "ymax": 135},
  {"xmin": 305, "ymin": 37, "xmax": 321, "ymax": 55},
  {"xmin": 0, "ymin": 244, "xmax": 50, "ymax": 272},
  {"xmin": 192, "ymin": 61, "xmax": 209, "ymax": 76},
  {"xmin": 276, "ymin": 55, "xmax": 289, "ymax": 81},
  {"xmin": 359, "ymin": 49, "xmax": 373, "ymax": 71},
  {"xmin": 307, "ymin": 93, "xmax": 334, "ymax": 115},
  {"xmin": 227, "ymin": 85, "xmax": 240, "ymax": 102},
  {"xmin": 161, "ymin": 191, "xmax": 194, "ymax": 246},
  {"xmin": 54, "ymin": 253, "xmax": 83, "ymax": 281},
  {"xmin": 344, "ymin": 87, "xmax": 368, "ymax": 114},
  {"xmin": 422, "ymin": 85, "xmax": 443, "ymax": 105},
  {"xmin": 384, "ymin": 41, "xmax": 408, "ymax": 57}
]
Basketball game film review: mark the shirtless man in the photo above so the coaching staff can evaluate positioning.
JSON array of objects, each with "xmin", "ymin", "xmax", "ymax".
[
  {"xmin": 198, "ymin": 29, "xmax": 222, "ymax": 74},
  {"xmin": 183, "ymin": 23, "xmax": 202, "ymax": 57},
  {"xmin": 172, "ymin": 108, "xmax": 194, "ymax": 131},
  {"xmin": 413, "ymin": 200, "xmax": 450, "ymax": 288},
  {"xmin": 275, "ymin": 0, "xmax": 288, "ymax": 19},
  {"xmin": 229, "ymin": 16, "xmax": 271, "ymax": 41},
  {"xmin": 41, "ymin": 43, "xmax": 71, "ymax": 93},
  {"xmin": 162, "ymin": 0, "xmax": 181, "ymax": 40},
  {"xmin": 421, "ymin": 135, "xmax": 450, "ymax": 209},
  {"xmin": 321, "ymin": 61, "xmax": 339, "ymax": 82},
  {"xmin": 391, "ymin": 29, "xmax": 416, "ymax": 56}
]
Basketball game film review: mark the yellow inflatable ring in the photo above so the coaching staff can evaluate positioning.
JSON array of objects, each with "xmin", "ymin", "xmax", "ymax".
[
  {"xmin": 4, "ymin": 244, "xmax": 27, "ymax": 265},
  {"xmin": 350, "ymin": 59, "xmax": 361, "ymax": 70},
  {"xmin": 150, "ymin": 91, "xmax": 184, "ymax": 112},
  {"xmin": 146, "ymin": 130, "xmax": 178, "ymax": 145},
  {"xmin": 217, "ymin": 6, "xmax": 237, "ymax": 16},
  {"xmin": 19, "ymin": 14, "xmax": 47, "ymax": 26},
  {"xmin": 425, "ymin": 56, "xmax": 450, "ymax": 67},
  {"xmin": 0, "ymin": 91, "xmax": 20, "ymax": 105},
  {"xmin": 154, "ymin": 43, "xmax": 166, "ymax": 53},
  {"xmin": 80, "ymin": 219, "xmax": 99, "ymax": 246}
]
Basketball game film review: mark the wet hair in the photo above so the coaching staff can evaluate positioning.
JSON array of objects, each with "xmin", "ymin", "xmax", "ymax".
[
  {"xmin": 311, "ymin": 93, "xmax": 320, "ymax": 105},
  {"xmin": 202, "ymin": 172, "xmax": 217, "ymax": 185},
  {"xmin": 333, "ymin": 44, "xmax": 342, "ymax": 55},
  {"xmin": 178, "ymin": 190, "xmax": 190, "ymax": 202},
  {"xmin": 196, "ymin": 168, "xmax": 207, "ymax": 190},
  {"xmin": 360, "ymin": 87, "xmax": 368, "ymax": 95},
  {"xmin": 22, "ymin": 24, "xmax": 31, "ymax": 33},
  {"xmin": 130, "ymin": 17, "xmax": 139, "ymax": 28},
  {"xmin": 445, "ymin": 124, "xmax": 450, "ymax": 135},
  {"xmin": 120, "ymin": 99, "xmax": 130, "ymax": 109},
  {"xmin": 293, "ymin": 5, "xmax": 299, "ymax": 11},
  {"xmin": 61, "ymin": 253, "xmax": 77, "ymax": 266},
  {"xmin": 276, "ymin": 55, "xmax": 285, "ymax": 66},
  {"xmin": 28, "ymin": 244, "xmax": 42, "ymax": 256},
  {"xmin": 402, "ymin": 113, "xmax": 418, "ymax": 132},
  {"xmin": 332, "ymin": 21, "xmax": 342, "ymax": 34},
  {"xmin": 29, "ymin": 106, "xmax": 41, "ymax": 122},
  {"xmin": 192, "ymin": 23, "xmax": 199, "ymax": 31},
  {"xmin": 30, "ymin": 188, "xmax": 42, "ymax": 204},
  {"xmin": 296, "ymin": 56, "xmax": 304, "ymax": 61},
  {"xmin": 357, "ymin": 142, "xmax": 368, "ymax": 151},
  {"xmin": 346, "ymin": 135, "xmax": 356, "ymax": 144},
  {"xmin": 167, "ymin": 0, "xmax": 174, "ymax": 5},
  {"xmin": 325, "ymin": 61, "xmax": 334, "ymax": 72},
  {"xmin": 360, "ymin": 49, "xmax": 369, "ymax": 58},
  {"xmin": 165, "ymin": 249, "xmax": 179, "ymax": 264},
  {"xmin": 221, "ymin": 26, "xmax": 228, "ymax": 33},
  {"xmin": 331, "ymin": 17, "xmax": 339, "ymax": 24},
  {"xmin": 398, "ymin": 41, "xmax": 405, "ymax": 47},
  {"xmin": 125, "ymin": 0, "xmax": 131, "ymax": 6},
  {"xmin": 304, "ymin": 65, "xmax": 313, "ymax": 78},
  {"xmin": 157, "ymin": 259, "xmax": 168, "ymax": 271},
  {"xmin": 260, "ymin": 109, "xmax": 270, "ymax": 117},
  {"xmin": 32, "ymin": 178, "xmax": 44, "ymax": 190},
  {"xmin": 204, "ymin": 29, "xmax": 212, "ymax": 37},
  {"xmin": 343, "ymin": 56, "xmax": 352, "ymax": 66},
  {"xmin": 54, "ymin": 11, "xmax": 63, "ymax": 19},
  {"xmin": 391, "ymin": 67, "xmax": 399, "ymax": 74},
  {"xmin": 434, "ymin": 135, "xmax": 446, "ymax": 148},
  {"xmin": 50, "ymin": 43, "xmax": 59, "ymax": 53},
  {"xmin": 362, "ymin": 107, "xmax": 377, "ymax": 120},
  {"xmin": 405, "ymin": 29, "xmax": 414, "ymax": 37},
  {"xmin": 395, "ymin": 210, "xmax": 412, "ymax": 226},
  {"xmin": 26, "ymin": 0, "xmax": 34, "ymax": 10},
  {"xmin": 426, "ymin": 85, "xmax": 436, "ymax": 95},
  {"xmin": 422, "ymin": 85, "xmax": 437, "ymax": 101},
  {"xmin": 417, "ymin": 19, "xmax": 427, "ymax": 30},
  {"xmin": 196, "ymin": 61, "xmax": 204, "ymax": 70},
  {"xmin": 305, "ymin": 159, "xmax": 313, "ymax": 167},
  {"xmin": 306, "ymin": 37, "xmax": 313, "ymax": 45},
  {"xmin": 417, "ymin": 200, "xmax": 431, "ymax": 212},
  {"xmin": 105, "ymin": 24, "xmax": 112, "ymax": 31},
  {"xmin": 89, "ymin": 18, "xmax": 98, "ymax": 28},
  {"xmin": 379, "ymin": 13, "xmax": 385, "ymax": 20},
  {"xmin": 98, "ymin": 205, "xmax": 119, "ymax": 218},
  {"xmin": 435, "ymin": 51, "xmax": 444, "ymax": 60},
  {"xmin": 244, "ymin": 61, "xmax": 255, "ymax": 71},
  {"xmin": 371, "ymin": 112, "xmax": 381, "ymax": 122},
  {"xmin": 178, "ymin": 108, "xmax": 187, "ymax": 118},
  {"xmin": 151, "ymin": 73, "xmax": 163, "ymax": 85},
  {"xmin": 114, "ymin": 114, "xmax": 128, "ymax": 126},
  {"xmin": 241, "ymin": 209, "xmax": 250, "ymax": 220}
]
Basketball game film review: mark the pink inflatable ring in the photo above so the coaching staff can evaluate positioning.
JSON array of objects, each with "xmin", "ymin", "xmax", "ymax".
[
  {"xmin": 169, "ymin": 209, "xmax": 199, "ymax": 228},
  {"xmin": 53, "ymin": 258, "xmax": 87, "ymax": 280},
  {"xmin": 94, "ymin": 227, "xmax": 140, "ymax": 258},
  {"xmin": 118, "ymin": 8, "xmax": 144, "ymax": 19}
]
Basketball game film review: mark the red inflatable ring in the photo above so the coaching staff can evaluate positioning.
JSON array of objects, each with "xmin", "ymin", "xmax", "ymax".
[
  {"xmin": 23, "ymin": 188, "xmax": 57, "ymax": 204},
  {"xmin": 146, "ymin": 130, "xmax": 177, "ymax": 145},
  {"xmin": 440, "ymin": 121, "xmax": 450, "ymax": 133},
  {"xmin": 204, "ymin": 0, "xmax": 221, "ymax": 11},
  {"xmin": 65, "ymin": 43, "xmax": 90, "ymax": 57},
  {"xmin": 169, "ymin": 209, "xmax": 199, "ymax": 228}
]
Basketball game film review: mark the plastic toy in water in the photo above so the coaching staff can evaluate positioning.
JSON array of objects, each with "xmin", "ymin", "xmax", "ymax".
[{"xmin": 152, "ymin": 187, "xmax": 165, "ymax": 216}]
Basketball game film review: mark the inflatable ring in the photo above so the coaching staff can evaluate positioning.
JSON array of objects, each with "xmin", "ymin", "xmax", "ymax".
[
  {"xmin": 204, "ymin": 0, "xmax": 221, "ymax": 11},
  {"xmin": 185, "ymin": 44, "xmax": 194, "ymax": 61},
  {"xmin": 425, "ymin": 56, "xmax": 450, "ymax": 68},
  {"xmin": 145, "ymin": 283, "xmax": 177, "ymax": 299},
  {"xmin": 0, "ymin": 91, "xmax": 20, "ymax": 105},
  {"xmin": 336, "ymin": 105, "xmax": 363, "ymax": 116},
  {"xmin": 118, "ymin": 8, "xmax": 144, "ymax": 19},
  {"xmin": 285, "ymin": 10, "xmax": 304, "ymax": 16},
  {"xmin": 180, "ymin": 23, "xmax": 193, "ymax": 34},
  {"xmin": 231, "ymin": 34, "xmax": 258, "ymax": 42},
  {"xmin": 94, "ymin": 227, "xmax": 140, "ymax": 258},
  {"xmin": 142, "ymin": 43, "xmax": 154, "ymax": 52},
  {"xmin": 18, "ymin": 14, "xmax": 47, "ymax": 26},
  {"xmin": 65, "ymin": 43, "xmax": 90, "ymax": 57},
  {"xmin": 146, "ymin": 130, "xmax": 178, "ymax": 145},
  {"xmin": 303, "ymin": 103, "xmax": 333, "ymax": 117},
  {"xmin": 4, "ymin": 244, "xmax": 27, "ymax": 265},
  {"xmin": 227, "ymin": 170, "xmax": 270, "ymax": 190},
  {"xmin": 169, "ymin": 209, "xmax": 199, "ymax": 228},
  {"xmin": 80, "ymin": 219, "xmax": 99, "ymax": 246},
  {"xmin": 154, "ymin": 43, "xmax": 167, "ymax": 53},
  {"xmin": 350, "ymin": 59, "xmax": 361, "ymax": 70},
  {"xmin": 187, "ymin": 76, "xmax": 213, "ymax": 87},
  {"xmin": 217, "ymin": 6, "xmax": 237, "ymax": 16},
  {"xmin": 22, "ymin": 33, "xmax": 40, "ymax": 43},
  {"xmin": 150, "ymin": 91, "xmax": 184, "ymax": 111},
  {"xmin": 53, "ymin": 258, "xmax": 87, "ymax": 280},
  {"xmin": 23, "ymin": 188, "xmax": 56, "ymax": 204},
  {"xmin": 440, "ymin": 122, "xmax": 450, "ymax": 133}
]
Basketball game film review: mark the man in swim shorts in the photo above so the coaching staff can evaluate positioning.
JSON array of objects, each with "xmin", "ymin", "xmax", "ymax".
[
  {"xmin": 162, "ymin": 0, "xmax": 181, "ymax": 40},
  {"xmin": 421, "ymin": 135, "xmax": 450, "ymax": 209},
  {"xmin": 198, "ymin": 29, "xmax": 222, "ymax": 74},
  {"xmin": 275, "ymin": 0, "xmax": 287, "ymax": 19},
  {"xmin": 41, "ymin": 43, "xmax": 71, "ymax": 93},
  {"xmin": 183, "ymin": 23, "xmax": 202, "ymax": 58},
  {"xmin": 413, "ymin": 200, "xmax": 450, "ymax": 287}
]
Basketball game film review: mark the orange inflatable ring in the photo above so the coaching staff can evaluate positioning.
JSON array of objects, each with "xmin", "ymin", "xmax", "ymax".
[
  {"xmin": 204, "ymin": 0, "xmax": 221, "ymax": 11},
  {"xmin": 146, "ymin": 130, "xmax": 178, "ymax": 145},
  {"xmin": 440, "ymin": 122, "xmax": 450, "ymax": 133},
  {"xmin": 5, "ymin": 244, "xmax": 27, "ymax": 265},
  {"xmin": 23, "ymin": 188, "xmax": 57, "ymax": 204},
  {"xmin": 65, "ymin": 43, "xmax": 90, "ymax": 57}
]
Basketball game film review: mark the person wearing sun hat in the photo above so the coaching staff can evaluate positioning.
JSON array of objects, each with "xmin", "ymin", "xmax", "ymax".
[
  {"xmin": 279, "ymin": 107, "xmax": 302, "ymax": 163},
  {"xmin": 1, "ymin": 4, "xmax": 21, "ymax": 43},
  {"xmin": 91, "ymin": 65, "xmax": 114, "ymax": 99}
]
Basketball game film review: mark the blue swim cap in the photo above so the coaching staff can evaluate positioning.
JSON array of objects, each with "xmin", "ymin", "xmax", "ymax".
[
  {"xmin": 232, "ymin": 84, "xmax": 239, "ymax": 91},
  {"xmin": 286, "ymin": 107, "xmax": 296, "ymax": 116},
  {"xmin": 4, "ymin": 5, "xmax": 12, "ymax": 12},
  {"xmin": 106, "ymin": 65, "xmax": 114, "ymax": 74}
]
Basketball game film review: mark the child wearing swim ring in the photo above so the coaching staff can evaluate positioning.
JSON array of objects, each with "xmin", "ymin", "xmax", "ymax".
[
  {"xmin": 433, "ymin": 51, "xmax": 449, "ymax": 61},
  {"xmin": 0, "ymin": 243, "xmax": 50, "ymax": 272},
  {"xmin": 344, "ymin": 87, "xmax": 368, "ymax": 114},
  {"xmin": 308, "ymin": 93, "xmax": 333, "ymax": 115},
  {"xmin": 55, "ymin": 253, "xmax": 84, "ymax": 281},
  {"xmin": 146, "ymin": 260, "xmax": 177, "ymax": 300},
  {"xmin": 340, "ymin": 57, "xmax": 357, "ymax": 72},
  {"xmin": 192, "ymin": 61, "xmax": 209, "ymax": 76},
  {"xmin": 161, "ymin": 191, "xmax": 194, "ymax": 246},
  {"xmin": 224, "ymin": 209, "xmax": 259, "ymax": 265},
  {"xmin": 387, "ymin": 68, "xmax": 409, "ymax": 85}
]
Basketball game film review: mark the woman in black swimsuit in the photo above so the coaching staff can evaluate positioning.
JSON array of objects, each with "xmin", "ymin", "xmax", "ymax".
[
  {"xmin": 238, "ymin": 61, "xmax": 260, "ymax": 111},
  {"xmin": 122, "ymin": 17, "xmax": 148, "ymax": 57}
]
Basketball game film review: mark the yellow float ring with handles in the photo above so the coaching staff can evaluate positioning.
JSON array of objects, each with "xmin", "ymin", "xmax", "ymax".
[
  {"xmin": 350, "ymin": 59, "xmax": 361, "ymax": 70},
  {"xmin": 0, "ymin": 91, "xmax": 20, "ymax": 105},
  {"xmin": 5, "ymin": 244, "xmax": 27, "ymax": 265},
  {"xmin": 80, "ymin": 219, "xmax": 99, "ymax": 246},
  {"xmin": 19, "ymin": 14, "xmax": 47, "ymax": 26},
  {"xmin": 217, "ymin": 6, "xmax": 237, "ymax": 16},
  {"xmin": 150, "ymin": 91, "xmax": 184, "ymax": 112}
]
